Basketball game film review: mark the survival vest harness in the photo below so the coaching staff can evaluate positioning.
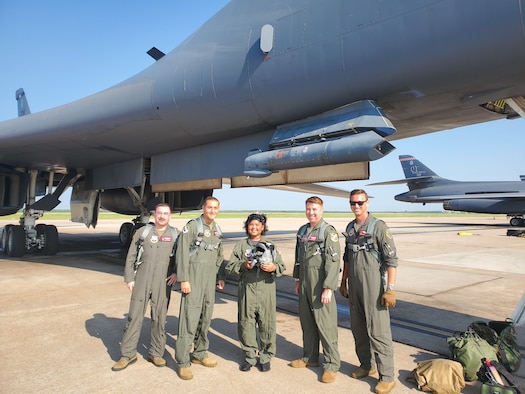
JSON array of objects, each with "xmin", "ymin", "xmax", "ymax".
[
  {"xmin": 343, "ymin": 217, "xmax": 381, "ymax": 264},
  {"xmin": 297, "ymin": 221, "xmax": 329, "ymax": 255},
  {"xmin": 134, "ymin": 224, "xmax": 179, "ymax": 273},
  {"xmin": 189, "ymin": 216, "xmax": 223, "ymax": 255}
]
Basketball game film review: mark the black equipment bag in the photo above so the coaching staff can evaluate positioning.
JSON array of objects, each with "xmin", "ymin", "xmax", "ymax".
[{"xmin": 478, "ymin": 359, "xmax": 524, "ymax": 394}]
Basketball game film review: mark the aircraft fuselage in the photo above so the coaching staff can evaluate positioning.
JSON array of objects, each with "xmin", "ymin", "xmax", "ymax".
[
  {"xmin": 1, "ymin": 0, "xmax": 524, "ymax": 175},
  {"xmin": 395, "ymin": 179, "xmax": 525, "ymax": 215}
]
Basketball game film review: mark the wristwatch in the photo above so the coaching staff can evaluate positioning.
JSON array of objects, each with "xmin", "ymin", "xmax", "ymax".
[{"xmin": 387, "ymin": 284, "xmax": 395, "ymax": 290}]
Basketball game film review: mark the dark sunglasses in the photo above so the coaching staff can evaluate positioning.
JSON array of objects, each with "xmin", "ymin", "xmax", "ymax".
[{"xmin": 349, "ymin": 200, "xmax": 367, "ymax": 206}]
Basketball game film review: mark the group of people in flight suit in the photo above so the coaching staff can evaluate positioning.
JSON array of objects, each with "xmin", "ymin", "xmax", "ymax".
[{"xmin": 111, "ymin": 189, "xmax": 399, "ymax": 394}]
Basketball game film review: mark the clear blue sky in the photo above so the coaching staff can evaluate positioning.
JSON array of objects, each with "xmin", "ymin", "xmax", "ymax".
[{"xmin": 0, "ymin": 1, "xmax": 523, "ymax": 212}]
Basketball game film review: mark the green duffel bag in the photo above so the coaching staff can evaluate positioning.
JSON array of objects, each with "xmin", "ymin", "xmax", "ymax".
[
  {"xmin": 481, "ymin": 382, "xmax": 517, "ymax": 394},
  {"xmin": 447, "ymin": 328, "xmax": 499, "ymax": 381},
  {"xmin": 470, "ymin": 319, "xmax": 521, "ymax": 373}
]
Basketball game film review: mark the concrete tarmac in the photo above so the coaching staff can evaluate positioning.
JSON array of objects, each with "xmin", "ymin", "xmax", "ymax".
[{"xmin": 1, "ymin": 215, "xmax": 524, "ymax": 393}]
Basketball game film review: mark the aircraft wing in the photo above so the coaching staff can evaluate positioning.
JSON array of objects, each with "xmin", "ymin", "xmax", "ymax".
[
  {"xmin": 369, "ymin": 177, "xmax": 434, "ymax": 186},
  {"xmin": 262, "ymin": 183, "xmax": 350, "ymax": 199}
]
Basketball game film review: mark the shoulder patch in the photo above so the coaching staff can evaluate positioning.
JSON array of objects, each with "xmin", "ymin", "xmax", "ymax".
[
  {"xmin": 182, "ymin": 226, "xmax": 189, "ymax": 233},
  {"xmin": 330, "ymin": 232, "xmax": 339, "ymax": 242}
]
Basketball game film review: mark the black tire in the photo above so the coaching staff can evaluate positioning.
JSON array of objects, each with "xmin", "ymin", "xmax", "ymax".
[
  {"xmin": 510, "ymin": 217, "xmax": 521, "ymax": 227},
  {"xmin": 41, "ymin": 225, "xmax": 59, "ymax": 256},
  {"xmin": 119, "ymin": 222, "xmax": 134, "ymax": 248},
  {"xmin": 1, "ymin": 224, "xmax": 14, "ymax": 254},
  {"xmin": 7, "ymin": 225, "xmax": 26, "ymax": 257}
]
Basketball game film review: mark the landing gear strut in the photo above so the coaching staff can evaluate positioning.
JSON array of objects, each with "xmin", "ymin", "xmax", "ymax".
[
  {"xmin": 0, "ymin": 169, "xmax": 81, "ymax": 257},
  {"xmin": 117, "ymin": 185, "xmax": 155, "ymax": 249}
]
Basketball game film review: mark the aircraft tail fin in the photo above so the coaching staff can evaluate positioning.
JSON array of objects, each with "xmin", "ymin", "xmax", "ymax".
[
  {"xmin": 367, "ymin": 154, "xmax": 439, "ymax": 187},
  {"xmin": 399, "ymin": 155, "xmax": 438, "ymax": 179},
  {"xmin": 15, "ymin": 88, "xmax": 31, "ymax": 117}
]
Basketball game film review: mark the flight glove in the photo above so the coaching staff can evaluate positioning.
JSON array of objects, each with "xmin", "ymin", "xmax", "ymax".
[{"xmin": 381, "ymin": 289, "xmax": 396, "ymax": 307}]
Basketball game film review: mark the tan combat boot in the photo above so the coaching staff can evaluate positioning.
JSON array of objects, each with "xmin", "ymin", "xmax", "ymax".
[
  {"xmin": 321, "ymin": 370, "xmax": 337, "ymax": 383},
  {"xmin": 147, "ymin": 354, "xmax": 166, "ymax": 367},
  {"xmin": 191, "ymin": 357, "xmax": 218, "ymax": 368},
  {"xmin": 111, "ymin": 355, "xmax": 137, "ymax": 371},
  {"xmin": 351, "ymin": 367, "xmax": 377, "ymax": 379},
  {"xmin": 375, "ymin": 380, "xmax": 396, "ymax": 394},
  {"xmin": 290, "ymin": 359, "xmax": 319, "ymax": 368},
  {"xmin": 177, "ymin": 366, "xmax": 193, "ymax": 380}
]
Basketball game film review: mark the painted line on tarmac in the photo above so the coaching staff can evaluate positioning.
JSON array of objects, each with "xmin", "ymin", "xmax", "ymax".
[
  {"xmin": 59, "ymin": 249, "xmax": 121, "ymax": 256},
  {"xmin": 274, "ymin": 287, "xmax": 457, "ymax": 349},
  {"xmin": 274, "ymin": 286, "xmax": 449, "ymax": 335}
]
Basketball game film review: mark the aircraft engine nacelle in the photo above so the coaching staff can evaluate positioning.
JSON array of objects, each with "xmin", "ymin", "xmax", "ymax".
[
  {"xmin": 100, "ymin": 188, "xmax": 213, "ymax": 214},
  {"xmin": 0, "ymin": 170, "xmax": 28, "ymax": 216},
  {"xmin": 443, "ymin": 199, "xmax": 525, "ymax": 215}
]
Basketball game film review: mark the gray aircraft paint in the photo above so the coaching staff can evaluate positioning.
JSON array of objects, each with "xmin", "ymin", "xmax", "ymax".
[
  {"xmin": 1, "ymin": 0, "xmax": 525, "ymax": 256},
  {"xmin": 371, "ymin": 155, "xmax": 525, "ymax": 225}
]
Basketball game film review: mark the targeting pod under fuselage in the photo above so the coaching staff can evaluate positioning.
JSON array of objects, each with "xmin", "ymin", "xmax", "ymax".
[
  {"xmin": 244, "ymin": 131, "xmax": 395, "ymax": 177},
  {"xmin": 243, "ymin": 100, "xmax": 396, "ymax": 177}
]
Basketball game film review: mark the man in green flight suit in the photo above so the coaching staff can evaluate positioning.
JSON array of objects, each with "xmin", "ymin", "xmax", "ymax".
[
  {"xmin": 291, "ymin": 196, "xmax": 341, "ymax": 383},
  {"xmin": 112, "ymin": 203, "xmax": 178, "ymax": 371},
  {"xmin": 341, "ymin": 189, "xmax": 398, "ymax": 394},
  {"xmin": 175, "ymin": 196, "xmax": 226, "ymax": 380}
]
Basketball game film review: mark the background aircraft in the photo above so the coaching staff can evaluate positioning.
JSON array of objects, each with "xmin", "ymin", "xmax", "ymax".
[
  {"xmin": 1, "ymin": 0, "xmax": 525, "ymax": 256},
  {"xmin": 371, "ymin": 155, "xmax": 525, "ymax": 226}
]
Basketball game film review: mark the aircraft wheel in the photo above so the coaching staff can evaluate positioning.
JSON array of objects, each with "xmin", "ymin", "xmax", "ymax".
[
  {"xmin": 41, "ymin": 225, "xmax": 59, "ymax": 255},
  {"xmin": 7, "ymin": 225, "xmax": 26, "ymax": 257},
  {"xmin": 1, "ymin": 224, "xmax": 14, "ymax": 254},
  {"xmin": 119, "ymin": 222, "xmax": 134, "ymax": 248},
  {"xmin": 509, "ymin": 217, "xmax": 522, "ymax": 227}
]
